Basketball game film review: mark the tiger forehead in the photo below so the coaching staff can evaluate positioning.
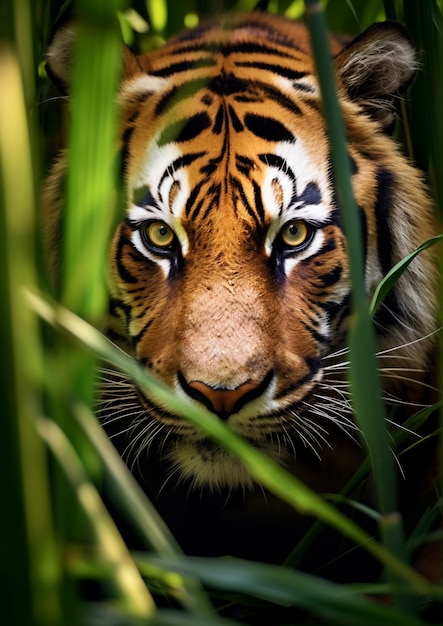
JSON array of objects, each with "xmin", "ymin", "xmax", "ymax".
[
  {"xmin": 123, "ymin": 16, "xmax": 335, "ymax": 229},
  {"xmin": 121, "ymin": 17, "xmax": 327, "ymax": 182},
  {"xmin": 124, "ymin": 52, "xmax": 322, "ymax": 165}
]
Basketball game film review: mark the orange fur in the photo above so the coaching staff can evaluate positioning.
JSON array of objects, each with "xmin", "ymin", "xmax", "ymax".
[{"xmin": 44, "ymin": 13, "xmax": 440, "ymax": 578}]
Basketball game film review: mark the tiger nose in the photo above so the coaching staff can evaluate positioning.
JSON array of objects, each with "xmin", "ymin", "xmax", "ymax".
[{"xmin": 178, "ymin": 370, "xmax": 274, "ymax": 420}]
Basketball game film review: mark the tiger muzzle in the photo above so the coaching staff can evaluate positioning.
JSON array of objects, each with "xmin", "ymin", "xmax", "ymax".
[{"xmin": 178, "ymin": 370, "xmax": 274, "ymax": 419}]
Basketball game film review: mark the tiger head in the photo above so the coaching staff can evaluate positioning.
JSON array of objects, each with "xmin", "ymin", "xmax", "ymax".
[{"xmin": 46, "ymin": 13, "xmax": 438, "ymax": 492}]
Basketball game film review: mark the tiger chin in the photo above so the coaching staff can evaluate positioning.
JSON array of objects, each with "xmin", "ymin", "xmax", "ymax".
[{"xmin": 44, "ymin": 12, "xmax": 440, "ymax": 571}]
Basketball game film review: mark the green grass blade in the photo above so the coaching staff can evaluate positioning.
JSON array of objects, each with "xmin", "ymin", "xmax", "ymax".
[
  {"xmin": 48, "ymin": 1, "xmax": 129, "ymax": 547},
  {"xmin": 369, "ymin": 234, "xmax": 443, "ymax": 317},
  {"xmin": 139, "ymin": 556, "xmax": 425, "ymax": 626},
  {"xmin": 0, "ymin": 44, "xmax": 61, "ymax": 626},
  {"xmin": 304, "ymin": 0, "xmax": 413, "ymax": 610},
  {"xmin": 37, "ymin": 417, "xmax": 156, "ymax": 618},
  {"xmin": 73, "ymin": 403, "xmax": 216, "ymax": 616},
  {"xmin": 62, "ymin": 3, "xmax": 124, "ymax": 322}
]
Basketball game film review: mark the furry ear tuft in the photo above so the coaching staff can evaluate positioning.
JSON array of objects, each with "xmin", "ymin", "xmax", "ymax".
[
  {"xmin": 46, "ymin": 23, "xmax": 140, "ymax": 91},
  {"xmin": 45, "ymin": 24, "xmax": 77, "ymax": 91},
  {"xmin": 335, "ymin": 22, "xmax": 418, "ymax": 130}
]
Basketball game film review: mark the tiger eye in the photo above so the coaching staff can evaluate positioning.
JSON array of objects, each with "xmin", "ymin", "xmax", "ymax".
[
  {"xmin": 280, "ymin": 220, "xmax": 311, "ymax": 248},
  {"xmin": 145, "ymin": 221, "xmax": 175, "ymax": 249}
]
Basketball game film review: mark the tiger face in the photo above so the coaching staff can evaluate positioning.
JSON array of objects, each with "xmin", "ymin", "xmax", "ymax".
[{"xmin": 46, "ymin": 14, "xmax": 438, "ymax": 494}]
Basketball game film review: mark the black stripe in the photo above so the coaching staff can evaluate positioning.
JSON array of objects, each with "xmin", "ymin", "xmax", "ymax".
[
  {"xmin": 252, "ymin": 180, "xmax": 265, "ymax": 223},
  {"xmin": 302, "ymin": 237, "xmax": 337, "ymax": 261},
  {"xmin": 150, "ymin": 57, "xmax": 216, "ymax": 77},
  {"xmin": 228, "ymin": 104, "xmax": 244, "ymax": 132},
  {"xmin": 131, "ymin": 318, "xmax": 154, "ymax": 348},
  {"xmin": 213, "ymin": 105, "xmax": 224, "ymax": 134},
  {"xmin": 208, "ymin": 74, "xmax": 248, "ymax": 97},
  {"xmin": 318, "ymin": 265, "xmax": 343, "ymax": 287},
  {"xmin": 121, "ymin": 126, "xmax": 135, "ymax": 176},
  {"xmin": 200, "ymin": 156, "xmax": 222, "ymax": 176},
  {"xmin": 109, "ymin": 297, "xmax": 132, "ymax": 328},
  {"xmin": 185, "ymin": 180, "xmax": 205, "ymax": 217},
  {"xmin": 115, "ymin": 234, "xmax": 138, "ymax": 284},
  {"xmin": 258, "ymin": 153, "xmax": 297, "ymax": 182},
  {"xmin": 170, "ymin": 40, "xmax": 299, "ymax": 60},
  {"xmin": 157, "ymin": 112, "xmax": 211, "ymax": 146},
  {"xmin": 222, "ymin": 41, "xmax": 296, "ymax": 57},
  {"xmin": 301, "ymin": 321, "xmax": 327, "ymax": 344},
  {"xmin": 189, "ymin": 198, "xmax": 204, "ymax": 221},
  {"xmin": 202, "ymin": 184, "xmax": 221, "ymax": 221},
  {"xmin": 320, "ymin": 293, "xmax": 351, "ymax": 325},
  {"xmin": 236, "ymin": 154, "xmax": 255, "ymax": 176},
  {"xmin": 258, "ymin": 81, "xmax": 302, "ymax": 115},
  {"xmin": 374, "ymin": 168, "xmax": 394, "ymax": 276},
  {"xmin": 244, "ymin": 113, "xmax": 294, "ymax": 143},
  {"xmin": 230, "ymin": 175, "xmax": 260, "ymax": 225},
  {"xmin": 235, "ymin": 60, "xmax": 308, "ymax": 81},
  {"xmin": 372, "ymin": 169, "xmax": 404, "ymax": 334},
  {"xmin": 275, "ymin": 357, "xmax": 320, "ymax": 400},
  {"xmin": 158, "ymin": 152, "xmax": 206, "ymax": 190}
]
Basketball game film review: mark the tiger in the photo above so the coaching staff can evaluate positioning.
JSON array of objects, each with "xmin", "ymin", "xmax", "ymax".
[{"xmin": 44, "ymin": 12, "xmax": 440, "ymax": 577}]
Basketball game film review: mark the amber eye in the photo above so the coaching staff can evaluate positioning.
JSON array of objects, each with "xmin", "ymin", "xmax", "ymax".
[
  {"xmin": 141, "ymin": 221, "xmax": 176, "ymax": 251},
  {"xmin": 280, "ymin": 220, "xmax": 312, "ymax": 250}
]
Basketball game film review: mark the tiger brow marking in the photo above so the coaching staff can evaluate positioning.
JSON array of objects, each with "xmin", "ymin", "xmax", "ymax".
[
  {"xmin": 230, "ymin": 175, "xmax": 263, "ymax": 226},
  {"xmin": 258, "ymin": 153, "xmax": 297, "ymax": 182},
  {"xmin": 235, "ymin": 61, "xmax": 308, "ymax": 81},
  {"xmin": 252, "ymin": 180, "xmax": 265, "ymax": 223},
  {"xmin": 185, "ymin": 179, "xmax": 206, "ymax": 218},
  {"xmin": 188, "ymin": 183, "xmax": 221, "ymax": 222},
  {"xmin": 158, "ymin": 152, "xmax": 207, "ymax": 189},
  {"xmin": 235, "ymin": 154, "xmax": 255, "ymax": 176}
]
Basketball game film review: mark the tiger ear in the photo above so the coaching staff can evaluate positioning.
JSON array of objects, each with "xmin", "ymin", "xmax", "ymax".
[
  {"xmin": 45, "ymin": 24, "xmax": 77, "ymax": 92},
  {"xmin": 334, "ymin": 22, "xmax": 418, "ymax": 130},
  {"xmin": 45, "ymin": 23, "xmax": 139, "ymax": 92}
]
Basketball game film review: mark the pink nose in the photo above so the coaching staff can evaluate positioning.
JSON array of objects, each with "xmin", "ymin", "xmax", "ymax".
[{"xmin": 178, "ymin": 371, "xmax": 274, "ymax": 419}]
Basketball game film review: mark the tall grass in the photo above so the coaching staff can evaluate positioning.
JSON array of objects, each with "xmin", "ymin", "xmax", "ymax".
[{"xmin": 1, "ymin": 0, "xmax": 442, "ymax": 624}]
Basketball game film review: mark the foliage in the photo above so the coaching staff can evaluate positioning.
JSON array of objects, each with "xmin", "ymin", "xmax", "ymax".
[{"xmin": 1, "ymin": 1, "xmax": 442, "ymax": 625}]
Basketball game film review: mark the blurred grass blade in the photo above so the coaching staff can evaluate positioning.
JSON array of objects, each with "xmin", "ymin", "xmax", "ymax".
[
  {"xmin": 62, "ymin": 2, "xmax": 124, "ymax": 322},
  {"xmin": 140, "ymin": 556, "xmax": 425, "ymax": 626},
  {"xmin": 0, "ymin": 46, "xmax": 60, "ymax": 626},
  {"xmin": 37, "ymin": 417, "xmax": 155, "ymax": 618},
  {"xmin": 49, "ymin": 0, "xmax": 129, "ymax": 543},
  {"xmin": 73, "ymin": 403, "xmax": 215, "ymax": 616},
  {"xmin": 73, "ymin": 405, "xmax": 185, "ymax": 557},
  {"xmin": 27, "ymin": 290, "xmax": 433, "ymax": 592},
  {"xmin": 369, "ymin": 234, "xmax": 443, "ymax": 316}
]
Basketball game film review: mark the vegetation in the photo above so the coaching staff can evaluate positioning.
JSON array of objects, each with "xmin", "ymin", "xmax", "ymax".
[{"xmin": 1, "ymin": 0, "xmax": 442, "ymax": 624}]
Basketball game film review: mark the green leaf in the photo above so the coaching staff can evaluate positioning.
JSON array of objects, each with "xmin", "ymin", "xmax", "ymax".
[
  {"xmin": 139, "ymin": 555, "xmax": 425, "ymax": 626},
  {"xmin": 369, "ymin": 234, "xmax": 443, "ymax": 317}
]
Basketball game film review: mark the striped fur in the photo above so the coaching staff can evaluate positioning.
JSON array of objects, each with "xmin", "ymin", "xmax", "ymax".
[{"xmin": 45, "ymin": 12, "xmax": 439, "ymax": 568}]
